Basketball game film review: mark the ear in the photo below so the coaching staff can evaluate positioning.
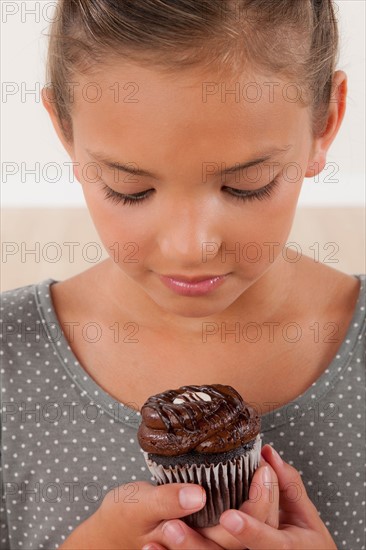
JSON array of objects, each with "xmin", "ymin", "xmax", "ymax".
[
  {"xmin": 41, "ymin": 85, "xmax": 75, "ymax": 159},
  {"xmin": 305, "ymin": 70, "xmax": 347, "ymax": 178}
]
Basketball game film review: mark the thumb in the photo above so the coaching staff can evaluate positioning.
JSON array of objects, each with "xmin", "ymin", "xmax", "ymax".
[
  {"xmin": 152, "ymin": 482, "xmax": 207, "ymax": 520},
  {"xmin": 110, "ymin": 481, "xmax": 206, "ymax": 524}
]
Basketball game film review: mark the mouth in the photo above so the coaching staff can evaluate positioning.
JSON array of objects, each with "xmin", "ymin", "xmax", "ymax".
[
  {"xmin": 161, "ymin": 273, "xmax": 229, "ymax": 283},
  {"xmin": 158, "ymin": 273, "xmax": 230, "ymax": 296}
]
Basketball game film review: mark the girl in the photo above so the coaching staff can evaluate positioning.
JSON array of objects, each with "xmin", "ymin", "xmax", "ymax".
[{"xmin": 1, "ymin": 1, "xmax": 364, "ymax": 549}]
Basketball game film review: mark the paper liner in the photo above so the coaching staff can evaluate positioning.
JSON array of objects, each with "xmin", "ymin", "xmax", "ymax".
[{"xmin": 143, "ymin": 433, "xmax": 262, "ymax": 528}]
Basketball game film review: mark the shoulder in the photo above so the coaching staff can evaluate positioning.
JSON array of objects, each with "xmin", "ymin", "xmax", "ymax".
[
  {"xmin": 0, "ymin": 280, "xmax": 60, "ymax": 405},
  {"xmin": 0, "ymin": 278, "xmax": 56, "ymax": 354},
  {"xmin": 288, "ymin": 260, "xmax": 365, "ymax": 356},
  {"xmin": 294, "ymin": 256, "xmax": 365, "ymax": 310},
  {"xmin": 1, "ymin": 281, "xmax": 37, "ymax": 320},
  {"xmin": 0, "ymin": 279, "xmax": 52, "ymax": 318},
  {"xmin": 320, "ymin": 269, "xmax": 365, "ymax": 338}
]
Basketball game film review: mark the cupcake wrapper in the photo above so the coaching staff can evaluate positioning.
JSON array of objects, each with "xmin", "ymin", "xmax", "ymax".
[{"xmin": 143, "ymin": 433, "xmax": 262, "ymax": 528}]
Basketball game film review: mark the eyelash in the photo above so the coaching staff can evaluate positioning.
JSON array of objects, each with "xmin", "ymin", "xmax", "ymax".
[{"xmin": 99, "ymin": 177, "xmax": 281, "ymax": 206}]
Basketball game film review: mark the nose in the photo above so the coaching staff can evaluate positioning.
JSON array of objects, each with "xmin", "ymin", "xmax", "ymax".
[{"xmin": 157, "ymin": 197, "xmax": 222, "ymax": 267}]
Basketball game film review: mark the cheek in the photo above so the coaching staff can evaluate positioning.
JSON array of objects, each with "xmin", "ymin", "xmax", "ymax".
[
  {"xmin": 82, "ymin": 188, "xmax": 151, "ymax": 268},
  {"xmin": 231, "ymin": 183, "xmax": 301, "ymax": 272}
]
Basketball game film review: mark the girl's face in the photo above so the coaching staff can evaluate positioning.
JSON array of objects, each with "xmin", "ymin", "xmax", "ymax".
[{"xmin": 49, "ymin": 62, "xmax": 322, "ymax": 318}]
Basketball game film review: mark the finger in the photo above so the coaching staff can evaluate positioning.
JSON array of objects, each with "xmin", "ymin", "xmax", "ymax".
[
  {"xmin": 142, "ymin": 545, "xmax": 167, "ymax": 550},
  {"xmin": 195, "ymin": 523, "xmax": 246, "ymax": 550},
  {"xmin": 240, "ymin": 461, "xmax": 280, "ymax": 529},
  {"xmin": 240, "ymin": 463, "xmax": 272, "ymax": 520},
  {"xmin": 220, "ymin": 509, "xmax": 293, "ymax": 550},
  {"xmin": 108, "ymin": 481, "xmax": 207, "ymax": 529},
  {"xmin": 261, "ymin": 456, "xmax": 280, "ymax": 529},
  {"xmin": 159, "ymin": 518, "xmax": 223, "ymax": 549},
  {"xmin": 261, "ymin": 445, "xmax": 320, "ymax": 528},
  {"xmin": 265, "ymin": 465, "xmax": 280, "ymax": 529},
  {"xmin": 153, "ymin": 483, "xmax": 207, "ymax": 521},
  {"xmin": 194, "ymin": 463, "xmax": 279, "ymax": 550}
]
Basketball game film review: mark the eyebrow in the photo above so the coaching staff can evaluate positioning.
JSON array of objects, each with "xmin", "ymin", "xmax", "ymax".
[{"xmin": 86, "ymin": 144, "xmax": 293, "ymax": 179}]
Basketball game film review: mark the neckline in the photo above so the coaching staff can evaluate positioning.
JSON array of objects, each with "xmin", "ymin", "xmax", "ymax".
[{"xmin": 34, "ymin": 274, "xmax": 365, "ymax": 432}]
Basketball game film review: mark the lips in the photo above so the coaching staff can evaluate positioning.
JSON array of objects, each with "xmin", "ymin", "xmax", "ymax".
[
  {"xmin": 162, "ymin": 274, "xmax": 228, "ymax": 283},
  {"xmin": 158, "ymin": 273, "xmax": 229, "ymax": 296}
]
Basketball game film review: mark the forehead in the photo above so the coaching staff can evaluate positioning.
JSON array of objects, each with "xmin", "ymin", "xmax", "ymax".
[{"xmin": 70, "ymin": 61, "xmax": 310, "ymax": 150}]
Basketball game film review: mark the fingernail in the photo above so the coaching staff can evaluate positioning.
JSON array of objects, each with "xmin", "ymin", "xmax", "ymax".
[
  {"xmin": 270, "ymin": 446, "xmax": 284, "ymax": 467},
  {"xmin": 221, "ymin": 510, "xmax": 246, "ymax": 534},
  {"xmin": 142, "ymin": 545, "xmax": 158, "ymax": 550},
  {"xmin": 163, "ymin": 521, "xmax": 185, "ymax": 544},
  {"xmin": 262, "ymin": 465, "xmax": 271, "ymax": 484},
  {"xmin": 179, "ymin": 486, "xmax": 205, "ymax": 509}
]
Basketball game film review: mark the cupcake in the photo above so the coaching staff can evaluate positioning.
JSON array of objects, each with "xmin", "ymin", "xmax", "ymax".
[{"xmin": 137, "ymin": 384, "xmax": 261, "ymax": 528}]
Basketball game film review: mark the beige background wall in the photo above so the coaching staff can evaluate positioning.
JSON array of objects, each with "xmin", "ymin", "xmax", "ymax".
[{"xmin": 1, "ymin": 207, "xmax": 364, "ymax": 293}]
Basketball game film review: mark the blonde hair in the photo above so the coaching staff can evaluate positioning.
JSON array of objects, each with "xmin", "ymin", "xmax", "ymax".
[{"xmin": 44, "ymin": 0, "xmax": 340, "ymax": 142}]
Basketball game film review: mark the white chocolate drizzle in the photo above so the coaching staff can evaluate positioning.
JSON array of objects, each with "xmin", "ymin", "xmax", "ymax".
[{"xmin": 173, "ymin": 390, "xmax": 212, "ymax": 405}]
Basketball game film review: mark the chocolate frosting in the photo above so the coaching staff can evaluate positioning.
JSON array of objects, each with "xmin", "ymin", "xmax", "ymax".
[{"xmin": 137, "ymin": 384, "xmax": 261, "ymax": 456}]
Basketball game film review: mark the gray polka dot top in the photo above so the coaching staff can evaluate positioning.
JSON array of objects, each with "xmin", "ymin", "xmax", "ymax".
[{"xmin": 0, "ymin": 275, "xmax": 365, "ymax": 550}]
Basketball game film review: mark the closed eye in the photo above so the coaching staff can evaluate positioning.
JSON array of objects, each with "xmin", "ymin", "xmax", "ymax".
[
  {"xmin": 222, "ymin": 178, "xmax": 280, "ymax": 202},
  {"xmin": 98, "ymin": 176, "xmax": 281, "ymax": 206}
]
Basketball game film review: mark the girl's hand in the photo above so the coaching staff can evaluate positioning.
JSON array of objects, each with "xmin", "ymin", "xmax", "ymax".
[
  {"xmin": 215, "ymin": 444, "xmax": 338, "ymax": 549},
  {"xmin": 195, "ymin": 450, "xmax": 280, "ymax": 549},
  {"xmin": 142, "ymin": 447, "xmax": 280, "ymax": 550},
  {"xmin": 58, "ymin": 480, "xmax": 223, "ymax": 550},
  {"xmin": 142, "ymin": 444, "xmax": 337, "ymax": 550}
]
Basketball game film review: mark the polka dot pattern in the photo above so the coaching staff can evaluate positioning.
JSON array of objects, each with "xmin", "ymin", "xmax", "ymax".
[{"xmin": 0, "ymin": 275, "xmax": 365, "ymax": 549}]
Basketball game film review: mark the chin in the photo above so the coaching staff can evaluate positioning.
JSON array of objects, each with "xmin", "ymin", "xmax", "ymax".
[
  {"xmin": 150, "ymin": 293, "xmax": 239, "ymax": 319},
  {"xmin": 168, "ymin": 306, "xmax": 227, "ymax": 319}
]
